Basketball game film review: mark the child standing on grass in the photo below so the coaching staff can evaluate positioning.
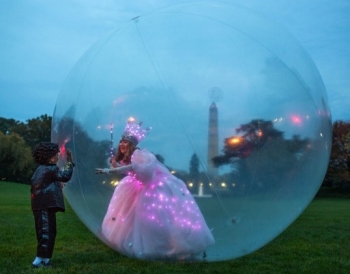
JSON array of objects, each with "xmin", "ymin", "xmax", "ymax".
[{"xmin": 30, "ymin": 142, "xmax": 75, "ymax": 268}]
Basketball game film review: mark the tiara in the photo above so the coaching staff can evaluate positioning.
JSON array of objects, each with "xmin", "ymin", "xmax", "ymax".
[{"xmin": 120, "ymin": 117, "xmax": 151, "ymax": 146}]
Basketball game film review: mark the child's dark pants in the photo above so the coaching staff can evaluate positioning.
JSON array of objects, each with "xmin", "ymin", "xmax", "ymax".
[{"xmin": 33, "ymin": 209, "xmax": 57, "ymax": 258}]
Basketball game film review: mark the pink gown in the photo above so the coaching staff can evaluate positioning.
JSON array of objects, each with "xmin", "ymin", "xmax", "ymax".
[{"xmin": 101, "ymin": 149, "xmax": 215, "ymax": 260}]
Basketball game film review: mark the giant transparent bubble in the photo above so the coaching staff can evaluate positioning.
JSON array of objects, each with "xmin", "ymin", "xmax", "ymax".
[{"xmin": 52, "ymin": 1, "xmax": 332, "ymax": 262}]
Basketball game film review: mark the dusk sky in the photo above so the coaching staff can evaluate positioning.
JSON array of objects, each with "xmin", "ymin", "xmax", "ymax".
[{"xmin": 1, "ymin": 0, "xmax": 349, "ymax": 122}]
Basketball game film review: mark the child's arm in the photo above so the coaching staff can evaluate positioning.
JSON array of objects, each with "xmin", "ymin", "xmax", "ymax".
[
  {"xmin": 52, "ymin": 148, "xmax": 75, "ymax": 182},
  {"xmin": 51, "ymin": 162, "xmax": 74, "ymax": 183},
  {"xmin": 95, "ymin": 164, "xmax": 133, "ymax": 175}
]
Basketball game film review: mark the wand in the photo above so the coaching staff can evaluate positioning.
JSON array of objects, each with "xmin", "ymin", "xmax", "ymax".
[{"xmin": 110, "ymin": 123, "xmax": 114, "ymax": 158}]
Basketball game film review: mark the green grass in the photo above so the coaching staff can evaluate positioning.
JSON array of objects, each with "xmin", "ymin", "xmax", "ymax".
[{"xmin": 1, "ymin": 181, "xmax": 350, "ymax": 274}]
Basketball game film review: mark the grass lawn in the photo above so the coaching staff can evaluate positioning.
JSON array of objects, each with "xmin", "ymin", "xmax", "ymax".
[{"xmin": 1, "ymin": 181, "xmax": 349, "ymax": 274}]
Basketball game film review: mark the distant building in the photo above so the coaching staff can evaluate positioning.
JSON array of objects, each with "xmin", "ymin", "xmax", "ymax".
[{"xmin": 207, "ymin": 102, "xmax": 218, "ymax": 176}]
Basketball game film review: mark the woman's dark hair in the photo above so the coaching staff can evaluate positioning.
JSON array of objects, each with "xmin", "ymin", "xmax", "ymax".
[
  {"xmin": 32, "ymin": 142, "xmax": 60, "ymax": 165},
  {"xmin": 115, "ymin": 140, "xmax": 137, "ymax": 164}
]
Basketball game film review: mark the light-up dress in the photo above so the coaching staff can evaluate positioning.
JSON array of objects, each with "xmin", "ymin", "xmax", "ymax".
[{"xmin": 101, "ymin": 148, "xmax": 215, "ymax": 260}]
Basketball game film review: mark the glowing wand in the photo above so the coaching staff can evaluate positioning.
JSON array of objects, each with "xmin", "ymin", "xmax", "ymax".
[{"xmin": 110, "ymin": 123, "xmax": 114, "ymax": 158}]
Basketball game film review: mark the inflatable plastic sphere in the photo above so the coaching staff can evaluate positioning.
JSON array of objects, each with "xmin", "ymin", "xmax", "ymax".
[{"xmin": 52, "ymin": 1, "xmax": 332, "ymax": 262}]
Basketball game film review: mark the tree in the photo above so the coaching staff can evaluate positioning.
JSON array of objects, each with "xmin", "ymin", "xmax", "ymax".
[
  {"xmin": 212, "ymin": 119, "xmax": 284, "ymax": 166},
  {"xmin": 189, "ymin": 153, "xmax": 199, "ymax": 178},
  {"xmin": 0, "ymin": 131, "xmax": 35, "ymax": 183},
  {"xmin": 324, "ymin": 120, "xmax": 350, "ymax": 190},
  {"xmin": 13, "ymin": 115, "xmax": 52, "ymax": 150},
  {"xmin": 188, "ymin": 153, "xmax": 200, "ymax": 192},
  {"xmin": 0, "ymin": 115, "xmax": 52, "ymax": 151},
  {"xmin": 0, "ymin": 117, "xmax": 20, "ymax": 135},
  {"xmin": 236, "ymin": 119, "xmax": 284, "ymax": 145},
  {"xmin": 211, "ymin": 119, "xmax": 312, "ymax": 194}
]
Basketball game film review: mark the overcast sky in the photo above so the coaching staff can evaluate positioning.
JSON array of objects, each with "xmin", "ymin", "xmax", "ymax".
[{"xmin": 0, "ymin": 0, "xmax": 349, "ymax": 123}]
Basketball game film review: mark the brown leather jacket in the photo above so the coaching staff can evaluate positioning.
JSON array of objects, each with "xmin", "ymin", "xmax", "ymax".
[{"xmin": 30, "ymin": 162, "xmax": 74, "ymax": 212}]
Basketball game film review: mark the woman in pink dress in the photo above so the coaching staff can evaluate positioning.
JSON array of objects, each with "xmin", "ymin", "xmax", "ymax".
[{"xmin": 96, "ymin": 118, "xmax": 214, "ymax": 260}]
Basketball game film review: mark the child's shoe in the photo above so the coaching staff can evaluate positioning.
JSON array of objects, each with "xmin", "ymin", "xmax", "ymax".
[{"xmin": 31, "ymin": 260, "xmax": 53, "ymax": 268}]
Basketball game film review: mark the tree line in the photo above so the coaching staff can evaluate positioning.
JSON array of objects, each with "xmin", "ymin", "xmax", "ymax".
[
  {"xmin": 1, "ymin": 115, "xmax": 350, "ymax": 192},
  {"xmin": 0, "ymin": 115, "xmax": 51, "ymax": 182},
  {"xmin": 323, "ymin": 120, "xmax": 350, "ymax": 190}
]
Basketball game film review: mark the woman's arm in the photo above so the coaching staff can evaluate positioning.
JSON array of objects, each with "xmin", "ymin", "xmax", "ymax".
[{"xmin": 95, "ymin": 164, "xmax": 133, "ymax": 174}]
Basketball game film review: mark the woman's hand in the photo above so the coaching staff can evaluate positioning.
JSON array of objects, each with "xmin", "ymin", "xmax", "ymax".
[{"xmin": 95, "ymin": 168, "xmax": 109, "ymax": 174}]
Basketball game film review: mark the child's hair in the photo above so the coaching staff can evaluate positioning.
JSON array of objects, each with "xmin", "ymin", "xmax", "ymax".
[{"xmin": 32, "ymin": 142, "xmax": 60, "ymax": 165}]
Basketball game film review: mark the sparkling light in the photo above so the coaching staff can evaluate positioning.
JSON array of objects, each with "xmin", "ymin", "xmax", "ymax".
[{"xmin": 291, "ymin": 115, "xmax": 302, "ymax": 124}]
